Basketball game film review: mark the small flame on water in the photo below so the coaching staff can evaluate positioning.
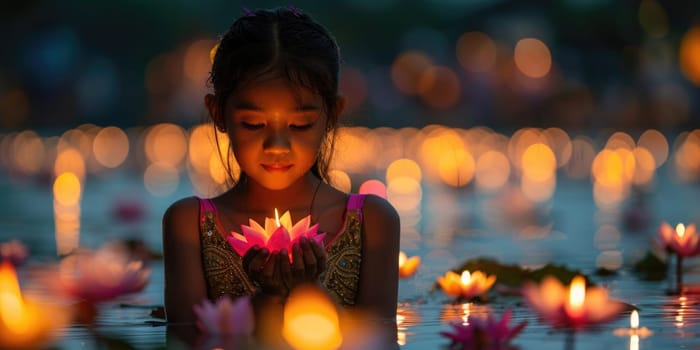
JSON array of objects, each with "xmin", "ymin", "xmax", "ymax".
[{"xmin": 675, "ymin": 223, "xmax": 686, "ymax": 238}]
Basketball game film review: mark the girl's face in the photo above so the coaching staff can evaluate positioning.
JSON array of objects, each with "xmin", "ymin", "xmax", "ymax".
[{"xmin": 221, "ymin": 76, "xmax": 329, "ymax": 190}]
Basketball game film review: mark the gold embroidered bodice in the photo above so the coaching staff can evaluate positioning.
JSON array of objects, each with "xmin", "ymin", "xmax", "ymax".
[{"xmin": 198, "ymin": 195, "xmax": 364, "ymax": 306}]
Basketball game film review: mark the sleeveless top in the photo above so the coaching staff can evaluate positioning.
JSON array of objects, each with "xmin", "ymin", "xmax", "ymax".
[{"xmin": 197, "ymin": 194, "xmax": 365, "ymax": 307}]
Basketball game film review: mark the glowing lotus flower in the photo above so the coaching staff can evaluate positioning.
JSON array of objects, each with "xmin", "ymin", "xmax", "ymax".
[
  {"xmin": 50, "ymin": 244, "xmax": 151, "ymax": 302},
  {"xmin": 437, "ymin": 270, "xmax": 496, "ymax": 300},
  {"xmin": 0, "ymin": 239, "xmax": 28, "ymax": 266},
  {"xmin": 440, "ymin": 309, "xmax": 527, "ymax": 350},
  {"xmin": 193, "ymin": 296, "xmax": 254, "ymax": 336},
  {"xmin": 0, "ymin": 261, "xmax": 71, "ymax": 349},
  {"xmin": 398, "ymin": 251, "xmax": 421, "ymax": 278},
  {"xmin": 657, "ymin": 222, "xmax": 700, "ymax": 257},
  {"xmin": 227, "ymin": 209, "xmax": 326, "ymax": 260},
  {"xmin": 521, "ymin": 275, "xmax": 625, "ymax": 329}
]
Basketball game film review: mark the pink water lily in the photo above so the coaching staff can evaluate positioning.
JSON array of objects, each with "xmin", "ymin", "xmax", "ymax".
[
  {"xmin": 227, "ymin": 210, "xmax": 326, "ymax": 260},
  {"xmin": 49, "ymin": 244, "xmax": 151, "ymax": 302},
  {"xmin": 193, "ymin": 296, "xmax": 254, "ymax": 336},
  {"xmin": 657, "ymin": 222, "xmax": 700, "ymax": 257},
  {"xmin": 440, "ymin": 309, "xmax": 527, "ymax": 350},
  {"xmin": 0, "ymin": 239, "xmax": 28, "ymax": 266}
]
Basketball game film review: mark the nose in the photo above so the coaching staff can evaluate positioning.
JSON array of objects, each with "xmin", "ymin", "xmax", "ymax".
[{"xmin": 263, "ymin": 126, "xmax": 291, "ymax": 155}]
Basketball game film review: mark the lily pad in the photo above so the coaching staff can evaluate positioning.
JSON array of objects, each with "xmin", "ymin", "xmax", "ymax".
[
  {"xmin": 632, "ymin": 251, "xmax": 667, "ymax": 281},
  {"xmin": 448, "ymin": 257, "xmax": 590, "ymax": 288}
]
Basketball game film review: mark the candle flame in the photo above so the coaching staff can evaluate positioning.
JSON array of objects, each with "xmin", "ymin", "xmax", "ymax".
[
  {"xmin": 569, "ymin": 275, "xmax": 586, "ymax": 309},
  {"xmin": 0, "ymin": 262, "xmax": 32, "ymax": 334},
  {"xmin": 275, "ymin": 208, "xmax": 280, "ymax": 227},
  {"xmin": 461, "ymin": 270, "xmax": 471, "ymax": 285},
  {"xmin": 630, "ymin": 310, "xmax": 639, "ymax": 329},
  {"xmin": 398, "ymin": 251, "xmax": 407, "ymax": 266},
  {"xmin": 675, "ymin": 223, "xmax": 686, "ymax": 238}
]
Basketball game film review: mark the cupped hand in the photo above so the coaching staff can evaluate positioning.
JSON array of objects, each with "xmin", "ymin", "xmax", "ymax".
[
  {"xmin": 279, "ymin": 237, "xmax": 327, "ymax": 292},
  {"xmin": 242, "ymin": 246, "xmax": 287, "ymax": 296}
]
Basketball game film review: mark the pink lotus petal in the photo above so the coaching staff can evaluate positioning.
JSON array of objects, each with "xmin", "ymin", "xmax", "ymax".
[
  {"xmin": 193, "ymin": 296, "xmax": 254, "ymax": 335},
  {"xmin": 227, "ymin": 235, "xmax": 252, "ymax": 256},
  {"xmin": 289, "ymin": 215, "xmax": 312, "ymax": 240},
  {"xmin": 264, "ymin": 217, "xmax": 279, "ymax": 234},
  {"xmin": 311, "ymin": 232, "xmax": 326, "ymax": 247},
  {"xmin": 241, "ymin": 226, "xmax": 268, "ymax": 247},
  {"xmin": 267, "ymin": 226, "xmax": 291, "ymax": 252}
]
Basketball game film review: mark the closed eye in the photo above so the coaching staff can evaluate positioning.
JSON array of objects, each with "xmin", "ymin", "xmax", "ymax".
[
  {"xmin": 241, "ymin": 122, "xmax": 264, "ymax": 130},
  {"xmin": 290, "ymin": 123, "xmax": 314, "ymax": 131}
]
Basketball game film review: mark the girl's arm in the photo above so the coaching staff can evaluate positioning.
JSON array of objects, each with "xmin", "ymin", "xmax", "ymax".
[
  {"xmin": 162, "ymin": 197, "xmax": 208, "ymax": 325},
  {"xmin": 356, "ymin": 194, "xmax": 400, "ymax": 344}
]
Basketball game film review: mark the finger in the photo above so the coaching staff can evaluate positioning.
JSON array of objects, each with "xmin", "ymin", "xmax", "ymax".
[
  {"xmin": 300, "ymin": 238, "xmax": 318, "ymax": 279},
  {"xmin": 261, "ymin": 252, "xmax": 277, "ymax": 280},
  {"xmin": 310, "ymin": 240, "xmax": 327, "ymax": 274},
  {"xmin": 279, "ymin": 249, "xmax": 293, "ymax": 287},
  {"xmin": 248, "ymin": 248, "xmax": 270, "ymax": 274},
  {"xmin": 291, "ymin": 242, "xmax": 304, "ymax": 270},
  {"xmin": 242, "ymin": 246, "xmax": 260, "ymax": 271}
]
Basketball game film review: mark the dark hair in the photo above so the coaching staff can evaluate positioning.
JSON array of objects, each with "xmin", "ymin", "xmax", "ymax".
[{"xmin": 209, "ymin": 7, "xmax": 342, "ymax": 184}]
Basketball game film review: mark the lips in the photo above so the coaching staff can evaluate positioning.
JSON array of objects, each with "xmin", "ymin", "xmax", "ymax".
[{"xmin": 261, "ymin": 163, "xmax": 293, "ymax": 172}]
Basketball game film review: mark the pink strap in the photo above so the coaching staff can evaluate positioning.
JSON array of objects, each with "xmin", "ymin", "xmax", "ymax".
[
  {"xmin": 347, "ymin": 194, "xmax": 366, "ymax": 210},
  {"xmin": 197, "ymin": 197, "xmax": 218, "ymax": 223}
]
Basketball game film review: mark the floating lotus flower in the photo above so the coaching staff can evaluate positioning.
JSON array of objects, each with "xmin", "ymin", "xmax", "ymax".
[
  {"xmin": 437, "ymin": 270, "xmax": 496, "ymax": 300},
  {"xmin": 48, "ymin": 244, "xmax": 151, "ymax": 303},
  {"xmin": 398, "ymin": 251, "xmax": 421, "ymax": 278},
  {"xmin": 193, "ymin": 296, "xmax": 254, "ymax": 336},
  {"xmin": 521, "ymin": 275, "xmax": 625, "ymax": 329},
  {"xmin": 657, "ymin": 222, "xmax": 700, "ymax": 293},
  {"xmin": 0, "ymin": 240, "xmax": 28, "ymax": 266},
  {"xmin": 440, "ymin": 309, "xmax": 527, "ymax": 350},
  {"xmin": 0, "ymin": 261, "xmax": 70, "ymax": 349},
  {"xmin": 228, "ymin": 209, "xmax": 326, "ymax": 261},
  {"xmin": 657, "ymin": 222, "xmax": 700, "ymax": 257}
]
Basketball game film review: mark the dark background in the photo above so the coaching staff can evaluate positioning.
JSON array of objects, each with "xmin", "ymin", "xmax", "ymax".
[{"xmin": 2, "ymin": 0, "xmax": 700, "ymax": 133}]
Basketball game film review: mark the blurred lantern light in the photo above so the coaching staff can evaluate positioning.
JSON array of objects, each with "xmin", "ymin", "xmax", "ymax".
[
  {"xmin": 144, "ymin": 162, "xmax": 179, "ymax": 196},
  {"xmin": 92, "ymin": 126, "xmax": 129, "ymax": 168},
  {"xmin": 183, "ymin": 39, "xmax": 217, "ymax": 83},
  {"xmin": 438, "ymin": 147, "xmax": 474, "ymax": 187},
  {"xmin": 12, "ymin": 130, "xmax": 44, "ymax": 175},
  {"xmin": 391, "ymin": 50, "xmax": 433, "ymax": 95},
  {"xmin": 679, "ymin": 26, "xmax": 700, "ymax": 85},
  {"xmin": 328, "ymin": 169, "xmax": 351, "ymax": 193},
  {"xmin": 386, "ymin": 177, "xmax": 422, "ymax": 212},
  {"xmin": 606, "ymin": 131, "xmax": 635, "ymax": 151},
  {"xmin": 637, "ymin": 129, "xmax": 668, "ymax": 168},
  {"xmin": 282, "ymin": 284, "xmax": 342, "ymax": 350},
  {"xmin": 53, "ymin": 172, "xmax": 82, "ymax": 207},
  {"xmin": 54, "ymin": 148, "xmax": 86, "ymax": 181},
  {"xmin": 475, "ymin": 150, "xmax": 510, "ymax": 191},
  {"xmin": 456, "ymin": 31, "xmax": 497, "ymax": 73},
  {"xmin": 359, "ymin": 179, "xmax": 387, "ymax": 198},
  {"xmin": 564, "ymin": 136, "xmax": 596, "ymax": 180},
  {"xmin": 514, "ymin": 38, "xmax": 551, "ymax": 79},
  {"xmin": 144, "ymin": 123, "xmax": 187, "ymax": 167},
  {"xmin": 386, "ymin": 158, "xmax": 422, "ymax": 183},
  {"xmin": 417, "ymin": 65, "xmax": 461, "ymax": 109},
  {"xmin": 521, "ymin": 143, "xmax": 556, "ymax": 182}
]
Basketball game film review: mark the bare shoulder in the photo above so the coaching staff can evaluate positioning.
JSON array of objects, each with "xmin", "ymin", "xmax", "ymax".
[
  {"xmin": 361, "ymin": 194, "xmax": 400, "ymax": 240},
  {"xmin": 162, "ymin": 197, "xmax": 200, "ymax": 239}
]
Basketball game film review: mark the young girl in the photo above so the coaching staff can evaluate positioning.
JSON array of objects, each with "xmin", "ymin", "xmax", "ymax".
[{"xmin": 162, "ymin": 6, "xmax": 400, "ymax": 347}]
